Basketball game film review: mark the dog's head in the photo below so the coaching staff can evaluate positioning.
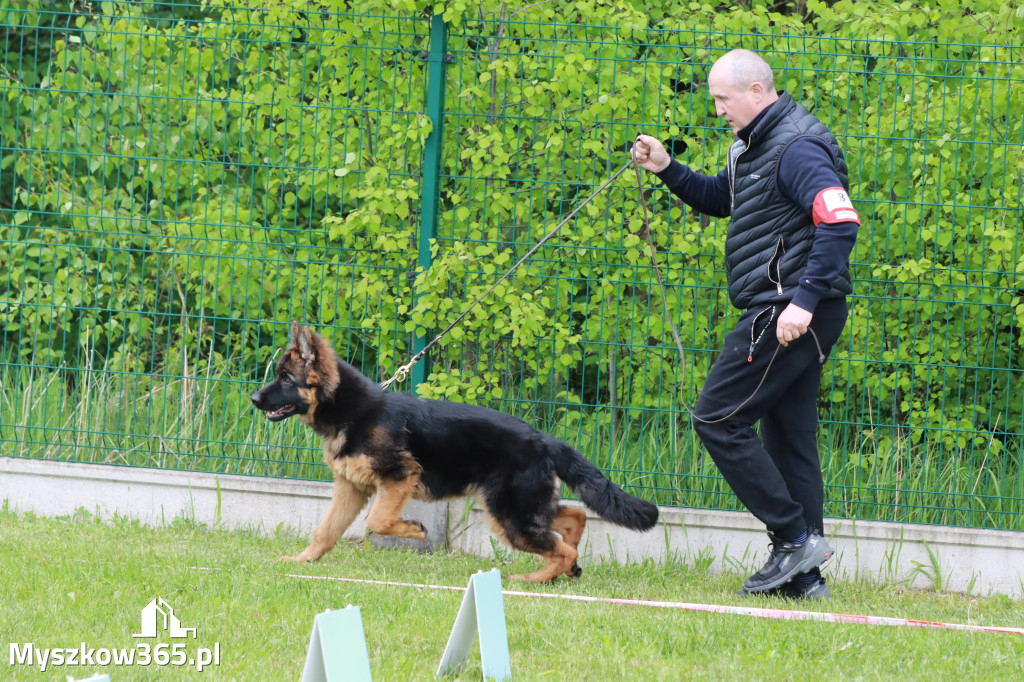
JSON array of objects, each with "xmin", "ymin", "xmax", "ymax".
[{"xmin": 251, "ymin": 322, "xmax": 340, "ymax": 423}]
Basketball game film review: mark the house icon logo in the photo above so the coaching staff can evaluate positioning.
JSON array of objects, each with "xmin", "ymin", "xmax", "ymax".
[{"xmin": 133, "ymin": 597, "xmax": 197, "ymax": 638}]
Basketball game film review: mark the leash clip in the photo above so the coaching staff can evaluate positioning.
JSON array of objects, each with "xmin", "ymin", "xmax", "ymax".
[{"xmin": 380, "ymin": 363, "xmax": 411, "ymax": 391}]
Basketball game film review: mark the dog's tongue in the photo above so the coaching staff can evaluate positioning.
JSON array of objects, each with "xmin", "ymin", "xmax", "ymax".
[{"xmin": 269, "ymin": 405, "xmax": 294, "ymax": 420}]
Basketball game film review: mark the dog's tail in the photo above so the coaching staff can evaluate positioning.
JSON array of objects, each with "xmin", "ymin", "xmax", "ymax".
[{"xmin": 550, "ymin": 441, "xmax": 658, "ymax": 531}]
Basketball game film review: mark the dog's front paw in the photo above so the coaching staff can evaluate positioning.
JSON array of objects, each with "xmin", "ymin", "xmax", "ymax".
[{"xmin": 279, "ymin": 553, "xmax": 314, "ymax": 563}]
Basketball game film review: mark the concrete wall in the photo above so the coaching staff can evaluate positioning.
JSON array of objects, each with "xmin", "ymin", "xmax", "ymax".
[
  {"xmin": 0, "ymin": 457, "xmax": 449, "ymax": 554},
  {"xmin": 2, "ymin": 456, "xmax": 1022, "ymax": 598}
]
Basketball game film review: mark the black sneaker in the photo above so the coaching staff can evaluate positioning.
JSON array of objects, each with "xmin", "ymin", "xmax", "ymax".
[
  {"xmin": 778, "ymin": 576, "xmax": 830, "ymax": 600},
  {"xmin": 741, "ymin": 531, "xmax": 833, "ymax": 594},
  {"xmin": 740, "ymin": 575, "xmax": 831, "ymax": 601}
]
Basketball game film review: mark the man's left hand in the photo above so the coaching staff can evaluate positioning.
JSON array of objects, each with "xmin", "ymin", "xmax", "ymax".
[{"xmin": 777, "ymin": 303, "xmax": 813, "ymax": 346}]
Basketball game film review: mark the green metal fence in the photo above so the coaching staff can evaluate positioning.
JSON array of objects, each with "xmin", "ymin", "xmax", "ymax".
[{"xmin": 2, "ymin": 3, "xmax": 1022, "ymax": 532}]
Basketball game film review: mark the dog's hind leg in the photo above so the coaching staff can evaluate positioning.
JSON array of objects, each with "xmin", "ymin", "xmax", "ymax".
[
  {"xmin": 366, "ymin": 475, "xmax": 428, "ymax": 540},
  {"xmin": 492, "ymin": 515, "xmax": 579, "ymax": 583},
  {"xmin": 551, "ymin": 505, "xmax": 587, "ymax": 549},
  {"xmin": 282, "ymin": 476, "xmax": 369, "ymax": 562},
  {"xmin": 484, "ymin": 472, "xmax": 576, "ymax": 582},
  {"xmin": 507, "ymin": 531, "xmax": 578, "ymax": 583},
  {"xmin": 550, "ymin": 505, "xmax": 588, "ymax": 578}
]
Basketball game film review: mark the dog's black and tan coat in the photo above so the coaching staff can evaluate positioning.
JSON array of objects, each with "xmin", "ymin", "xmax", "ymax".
[{"xmin": 252, "ymin": 322, "xmax": 658, "ymax": 582}]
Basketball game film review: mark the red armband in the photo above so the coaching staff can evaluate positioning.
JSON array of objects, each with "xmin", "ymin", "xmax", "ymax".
[{"xmin": 812, "ymin": 187, "xmax": 860, "ymax": 225}]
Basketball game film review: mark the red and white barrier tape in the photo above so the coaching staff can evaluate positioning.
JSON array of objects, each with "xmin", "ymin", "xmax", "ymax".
[{"xmin": 281, "ymin": 572, "xmax": 1024, "ymax": 636}]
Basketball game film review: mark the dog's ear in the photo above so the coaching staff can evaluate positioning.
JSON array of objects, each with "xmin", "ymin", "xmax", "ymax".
[
  {"xmin": 288, "ymin": 321, "xmax": 316, "ymax": 365},
  {"xmin": 297, "ymin": 326, "xmax": 315, "ymax": 366}
]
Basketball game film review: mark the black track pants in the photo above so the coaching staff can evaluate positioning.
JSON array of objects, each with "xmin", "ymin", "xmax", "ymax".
[{"xmin": 692, "ymin": 298, "xmax": 848, "ymax": 541}]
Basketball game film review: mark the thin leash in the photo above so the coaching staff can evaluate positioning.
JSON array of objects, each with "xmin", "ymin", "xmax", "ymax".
[
  {"xmin": 380, "ymin": 158, "xmax": 638, "ymax": 390},
  {"xmin": 381, "ymin": 137, "xmax": 827, "ymax": 425}
]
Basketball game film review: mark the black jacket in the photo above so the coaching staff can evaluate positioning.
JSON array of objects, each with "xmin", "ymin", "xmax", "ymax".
[{"xmin": 655, "ymin": 92, "xmax": 857, "ymax": 311}]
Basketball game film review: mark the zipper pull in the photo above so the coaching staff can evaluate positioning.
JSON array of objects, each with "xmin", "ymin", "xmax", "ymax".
[
  {"xmin": 776, "ymin": 282, "xmax": 783, "ymax": 296},
  {"xmin": 747, "ymin": 343, "xmax": 755, "ymax": 363}
]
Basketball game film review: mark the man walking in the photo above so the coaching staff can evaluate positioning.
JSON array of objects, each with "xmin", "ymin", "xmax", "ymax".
[{"xmin": 633, "ymin": 49, "xmax": 860, "ymax": 599}]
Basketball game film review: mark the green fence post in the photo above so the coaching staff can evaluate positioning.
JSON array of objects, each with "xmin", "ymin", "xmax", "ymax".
[{"xmin": 412, "ymin": 14, "xmax": 449, "ymax": 390}]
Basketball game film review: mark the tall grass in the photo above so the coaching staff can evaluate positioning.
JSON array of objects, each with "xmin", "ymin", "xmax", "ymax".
[
  {"xmin": 820, "ymin": 428, "xmax": 1024, "ymax": 530},
  {"xmin": 0, "ymin": 362, "xmax": 325, "ymax": 481},
  {"xmin": 1, "ymin": 367, "xmax": 1021, "ymax": 531}
]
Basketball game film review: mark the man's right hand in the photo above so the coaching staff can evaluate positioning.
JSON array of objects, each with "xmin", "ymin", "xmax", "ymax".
[{"xmin": 632, "ymin": 135, "xmax": 672, "ymax": 173}]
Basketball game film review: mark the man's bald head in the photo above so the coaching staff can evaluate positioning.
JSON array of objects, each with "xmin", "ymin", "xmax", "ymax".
[
  {"xmin": 707, "ymin": 50, "xmax": 779, "ymax": 134},
  {"xmin": 711, "ymin": 49, "xmax": 776, "ymax": 92}
]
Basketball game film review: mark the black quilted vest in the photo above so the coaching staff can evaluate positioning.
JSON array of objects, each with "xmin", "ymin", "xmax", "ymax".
[{"xmin": 725, "ymin": 92, "xmax": 853, "ymax": 309}]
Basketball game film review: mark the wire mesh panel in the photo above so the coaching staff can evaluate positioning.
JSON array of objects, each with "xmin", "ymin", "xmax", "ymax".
[
  {"xmin": 1, "ymin": 3, "xmax": 1022, "ymax": 531},
  {"xmin": 418, "ymin": 16, "xmax": 1024, "ymax": 529},
  {"xmin": 0, "ymin": 2, "xmax": 434, "ymax": 479}
]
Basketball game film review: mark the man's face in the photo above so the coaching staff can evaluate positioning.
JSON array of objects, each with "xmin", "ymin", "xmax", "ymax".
[{"xmin": 708, "ymin": 66, "xmax": 765, "ymax": 134}]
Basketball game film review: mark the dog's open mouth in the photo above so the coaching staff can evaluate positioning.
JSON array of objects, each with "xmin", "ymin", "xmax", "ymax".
[{"xmin": 267, "ymin": 404, "xmax": 297, "ymax": 421}]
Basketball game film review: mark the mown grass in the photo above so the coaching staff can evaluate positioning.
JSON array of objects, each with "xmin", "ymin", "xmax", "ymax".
[
  {"xmin": 2, "ymin": 506, "xmax": 1023, "ymax": 681},
  {"xmin": 1, "ymin": 366, "xmax": 1022, "ymax": 530}
]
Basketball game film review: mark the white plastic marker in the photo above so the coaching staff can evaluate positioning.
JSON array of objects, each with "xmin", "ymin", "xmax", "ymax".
[
  {"xmin": 436, "ymin": 569, "xmax": 511, "ymax": 681},
  {"xmin": 281, "ymin": 573, "xmax": 1024, "ymax": 636},
  {"xmin": 300, "ymin": 605, "xmax": 373, "ymax": 682}
]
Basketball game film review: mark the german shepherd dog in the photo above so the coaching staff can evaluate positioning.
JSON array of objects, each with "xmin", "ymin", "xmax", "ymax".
[{"xmin": 251, "ymin": 322, "xmax": 658, "ymax": 582}]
